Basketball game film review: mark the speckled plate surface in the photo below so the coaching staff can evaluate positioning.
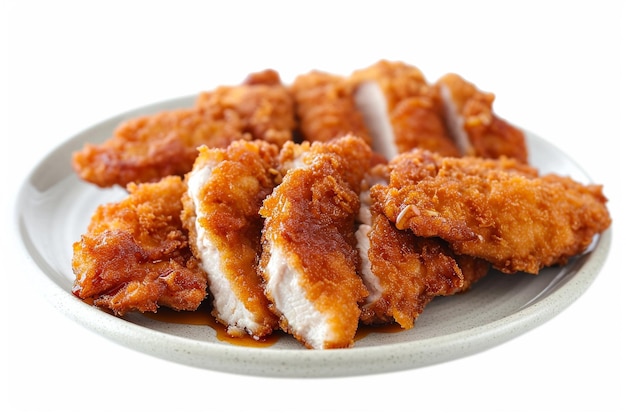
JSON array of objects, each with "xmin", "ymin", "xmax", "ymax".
[{"xmin": 15, "ymin": 96, "xmax": 611, "ymax": 377}]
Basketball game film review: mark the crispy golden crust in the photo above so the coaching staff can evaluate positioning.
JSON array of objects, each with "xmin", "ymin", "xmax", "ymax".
[
  {"xmin": 71, "ymin": 176, "xmax": 207, "ymax": 315},
  {"xmin": 277, "ymin": 135, "xmax": 375, "ymax": 191},
  {"xmin": 195, "ymin": 69, "xmax": 295, "ymax": 147},
  {"xmin": 259, "ymin": 136, "xmax": 372, "ymax": 348},
  {"xmin": 72, "ymin": 107, "xmax": 244, "ymax": 188},
  {"xmin": 72, "ymin": 70, "xmax": 294, "ymax": 188},
  {"xmin": 390, "ymin": 94, "xmax": 460, "ymax": 157},
  {"xmin": 181, "ymin": 140, "xmax": 280, "ymax": 338},
  {"xmin": 351, "ymin": 60, "xmax": 460, "ymax": 157},
  {"xmin": 290, "ymin": 71, "xmax": 372, "ymax": 144},
  {"xmin": 437, "ymin": 73, "xmax": 528, "ymax": 162},
  {"xmin": 373, "ymin": 150, "xmax": 611, "ymax": 274},
  {"xmin": 351, "ymin": 60, "xmax": 428, "ymax": 109}
]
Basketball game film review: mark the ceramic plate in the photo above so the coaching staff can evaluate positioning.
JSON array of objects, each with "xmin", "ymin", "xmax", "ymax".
[{"xmin": 15, "ymin": 95, "xmax": 611, "ymax": 377}]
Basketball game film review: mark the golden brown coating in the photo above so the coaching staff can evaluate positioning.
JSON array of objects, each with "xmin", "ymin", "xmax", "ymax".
[
  {"xmin": 290, "ymin": 70, "xmax": 372, "ymax": 144},
  {"xmin": 195, "ymin": 69, "xmax": 295, "ymax": 147},
  {"xmin": 372, "ymin": 150, "xmax": 611, "ymax": 274},
  {"xmin": 390, "ymin": 95, "xmax": 461, "ymax": 157},
  {"xmin": 72, "ymin": 69, "xmax": 294, "ymax": 188},
  {"xmin": 259, "ymin": 135, "xmax": 371, "ymax": 349},
  {"xmin": 351, "ymin": 60, "xmax": 460, "ymax": 158},
  {"xmin": 437, "ymin": 73, "xmax": 528, "ymax": 163},
  {"xmin": 181, "ymin": 140, "xmax": 280, "ymax": 339},
  {"xmin": 276, "ymin": 135, "xmax": 376, "ymax": 192},
  {"xmin": 72, "ymin": 176, "xmax": 207, "ymax": 315},
  {"xmin": 351, "ymin": 59, "xmax": 428, "ymax": 109},
  {"xmin": 72, "ymin": 107, "xmax": 244, "ymax": 188},
  {"xmin": 360, "ymin": 200, "xmax": 490, "ymax": 329}
]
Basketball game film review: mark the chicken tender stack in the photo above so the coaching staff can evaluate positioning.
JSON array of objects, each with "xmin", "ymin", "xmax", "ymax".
[{"xmin": 69, "ymin": 60, "xmax": 613, "ymax": 350}]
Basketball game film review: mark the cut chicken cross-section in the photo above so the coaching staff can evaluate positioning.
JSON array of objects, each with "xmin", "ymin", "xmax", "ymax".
[
  {"xmin": 351, "ymin": 60, "xmax": 460, "ymax": 161},
  {"xmin": 437, "ymin": 72, "xmax": 528, "ymax": 163},
  {"xmin": 182, "ymin": 140, "xmax": 280, "ymax": 339},
  {"xmin": 259, "ymin": 135, "xmax": 372, "ymax": 349}
]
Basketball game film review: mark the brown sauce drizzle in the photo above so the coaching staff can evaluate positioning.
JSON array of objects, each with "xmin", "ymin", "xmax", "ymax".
[
  {"xmin": 143, "ymin": 303, "xmax": 281, "ymax": 348},
  {"xmin": 84, "ymin": 297, "xmax": 405, "ymax": 348},
  {"xmin": 143, "ymin": 302, "xmax": 405, "ymax": 347},
  {"xmin": 354, "ymin": 322, "xmax": 405, "ymax": 341}
]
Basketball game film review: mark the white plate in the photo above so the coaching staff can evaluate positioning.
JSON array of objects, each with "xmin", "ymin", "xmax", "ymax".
[{"xmin": 15, "ymin": 95, "xmax": 611, "ymax": 377}]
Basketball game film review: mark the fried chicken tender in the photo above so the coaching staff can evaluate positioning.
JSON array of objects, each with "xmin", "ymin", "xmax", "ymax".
[
  {"xmin": 438, "ymin": 73, "xmax": 528, "ymax": 163},
  {"xmin": 356, "ymin": 165, "xmax": 489, "ymax": 329},
  {"xmin": 181, "ymin": 140, "xmax": 280, "ymax": 339},
  {"xmin": 290, "ymin": 70, "xmax": 372, "ymax": 144},
  {"xmin": 195, "ymin": 69, "xmax": 295, "ymax": 147},
  {"xmin": 72, "ymin": 69, "xmax": 294, "ymax": 188},
  {"xmin": 351, "ymin": 60, "xmax": 460, "ymax": 160},
  {"xmin": 259, "ymin": 135, "xmax": 371, "ymax": 349},
  {"xmin": 372, "ymin": 150, "xmax": 611, "ymax": 274},
  {"xmin": 72, "ymin": 176, "xmax": 207, "ymax": 315}
]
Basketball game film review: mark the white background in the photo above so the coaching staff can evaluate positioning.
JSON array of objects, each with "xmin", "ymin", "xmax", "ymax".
[{"xmin": 2, "ymin": 1, "xmax": 624, "ymax": 416}]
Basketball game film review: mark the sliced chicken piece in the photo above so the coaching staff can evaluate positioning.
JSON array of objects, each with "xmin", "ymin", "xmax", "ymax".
[
  {"xmin": 437, "ymin": 73, "xmax": 528, "ymax": 162},
  {"xmin": 259, "ymin": 135, "xmax": 372, "ymax": 349},
  {"xmin": 182, "ymin": 140, "xmax": 280, "ymax": 339},
  {"xmin": 356, "ymin": 164, "xmax": 489, "ymax": 328},
  {"xmin": 354, "ymin": 164, "xmax": 388, "ymax": 315},
  {"xmin": 351, "ymin": 60, "xmax": 460, "ymax": 161},
  {"xmin": 290, "ymin": 70, "xmax": 372, "ymax": 144}
]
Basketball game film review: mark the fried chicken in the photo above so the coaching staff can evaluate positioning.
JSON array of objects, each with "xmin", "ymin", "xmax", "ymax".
[
  {"xmin": 356, "ymin": 165, "xmax": 489, "ymax": 329},
  {"xmin": 372, "ymin": 149, "xmax": 611, "ymax": 274},
  {"xmin": 258, "ymin": 135, "xmax": 371, "ymax": 349},
  {"xmin": 290, "ymin": 70, "xmax": 372, "ymax": 144},
  {"xmin": 69, "ymin": 60, "xmax": 613, "ymax": 350},
  {"xmin": 195, "ymin": 69, "xmax": 295, "ymax": 147},
  {"xmin": 437, "ymin": 73, "xmax": 528, "ymax": 163},
  {"xmin": 181, "ymin": 140, "xmax": 280, "ymax": 339},
  {"xmin": 72, "ymin": 106, "xmax": 244, "ymax": 188},
  {"xmin": 72, "ymin": 69, "xmax": 294, "ymax": 188},
  {"xmin": 71, "ymin": 176, "xmax": 207, "ymax": 315},
  {"xmin": 351, "ymin": 60, "xmax": 460, "ymax": 160}
]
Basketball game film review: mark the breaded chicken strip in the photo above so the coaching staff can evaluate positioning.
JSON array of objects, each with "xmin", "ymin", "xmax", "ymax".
[
  {"xmin": 195, "ymin": 69, "xmax": 295, "ymax": 147},
  {"xmin": 356, "ymin": 165, "xmax": 489, "ymax": 328},
  {"xmin": 259, "ymin": 135, "xmax": 371, "ymax": 349},
  {"xmin": 72, "ymin": 106, "xmax": 244, "ymax": 188},
  {"xmin": 72, "ymin": 69, "xmax": 294, "ymax": 188},
  {"xmin": 290, "ymin": 70, "xmax": 372, "ymax": 144},
  {"xmin": 182, "ymin": 140, "xmax": 280, "ymax": 339},
  {"xmin": 351, "ymin": 60, "xmax": 459, "ymax": 160},
  {"xmin": 372, "ymin": 150, "xmax": 611, "ymax": 274},
  {"xmin": 437, "ymin": 73, "xmax": 528, "ymax": 163},
  {"xmin": 72, "ymin": 176, "xmax": 207, "ymax": 315}
]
